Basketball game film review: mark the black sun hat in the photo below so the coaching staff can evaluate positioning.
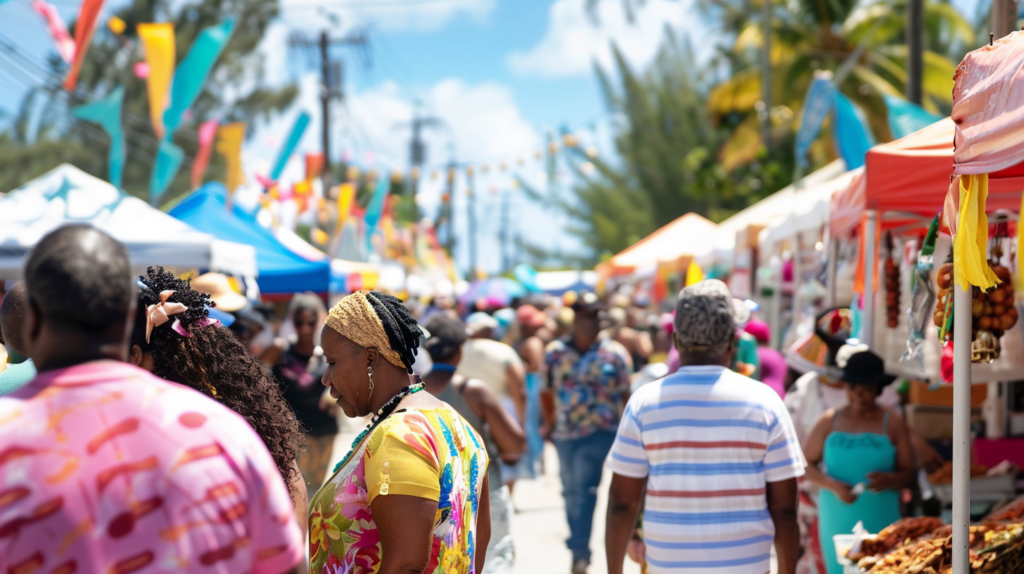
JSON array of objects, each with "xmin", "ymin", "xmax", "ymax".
[{"xmin": 836, "ymin": 345, "xmax": 895, "ymax": 386}]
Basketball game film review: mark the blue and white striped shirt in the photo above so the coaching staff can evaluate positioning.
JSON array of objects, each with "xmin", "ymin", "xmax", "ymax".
[{"xmin": 605, "ymin": 365, "xmax": 806, "ymax": 574}]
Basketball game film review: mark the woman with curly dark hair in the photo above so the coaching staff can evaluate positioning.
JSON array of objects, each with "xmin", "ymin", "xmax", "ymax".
[{"xmin": 128, "ymin": 267, "xmax": 307, "ymax": 531}]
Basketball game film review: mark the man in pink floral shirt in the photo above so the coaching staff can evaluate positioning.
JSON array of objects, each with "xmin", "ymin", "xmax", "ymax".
[{"xmin": 0, "ymin": 225, "xmax": 303, "ymax": 574}]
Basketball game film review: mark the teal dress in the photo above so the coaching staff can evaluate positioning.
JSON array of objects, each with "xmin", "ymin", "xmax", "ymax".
[{"xmin": 818, "ymin": 411, "xmax": 901, "ymax": 574}]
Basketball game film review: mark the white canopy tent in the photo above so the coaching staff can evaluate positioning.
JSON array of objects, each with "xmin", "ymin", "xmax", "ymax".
[
  {"xmin": 0, "ymin": 164, "xmax": 257, "ymax": 280},
  {"xmin": 759, "ymin": 168, "xmax": 862, "ymax": 251}
]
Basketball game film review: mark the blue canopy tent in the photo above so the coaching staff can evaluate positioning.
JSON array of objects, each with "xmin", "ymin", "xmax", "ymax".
[{"xmin": 169, "ymin": 183, "xmax": 332, "ymax": 297}]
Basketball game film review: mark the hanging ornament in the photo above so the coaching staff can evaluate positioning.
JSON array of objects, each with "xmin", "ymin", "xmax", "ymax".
[
  {"xmin": 884, "ymin": 232, "xmax": 901, "ymax": 329},
  {"xmin": 107, "ymin": 15, "xmax": 125, "ymax": 35}
]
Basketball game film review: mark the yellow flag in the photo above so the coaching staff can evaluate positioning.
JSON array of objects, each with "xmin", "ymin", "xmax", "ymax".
[
  {"xmin": 334, "ymin": 182, "xmax": 356, "ymax": 236},
  {"xmin": 685, "ymin": 260, "xmax": 705, "ymax": 286},
  {"xmin": 215, "ymin": 122, "xmax": 245, "ymax": 195},
  {"xmin": 953, "ymin": 174, "xmax": 1000, "ymax": 291},
  {"xmin": 137, "ymin": 23, "xmax": 175, "ymax": 139}
]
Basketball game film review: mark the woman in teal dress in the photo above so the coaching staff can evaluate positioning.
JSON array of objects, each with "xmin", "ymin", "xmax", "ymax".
[{"xmin": 803, "ymin": 346, "xmax": 916, "ymax": 574}]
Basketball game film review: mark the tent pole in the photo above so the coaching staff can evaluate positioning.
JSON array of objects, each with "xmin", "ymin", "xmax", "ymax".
[
  {"xmin": 771, "ymin": 252, "xmax": 784, "ymax": 349},
  {"xmin": 952, "ymin": 282, "xmax": 972, "ymax": 574},
  {"xmin": 862, "ymin": 210, "xmax": 877, "ymax": 347},
  {"xmin": 826, "ymin": 227, "xmax": 838, "ymax": 308}
]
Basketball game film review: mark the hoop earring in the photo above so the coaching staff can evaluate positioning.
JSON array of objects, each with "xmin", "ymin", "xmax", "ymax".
[{"xmin": 367, "ymin": 366, "xmax": 374, "ymax": 400}]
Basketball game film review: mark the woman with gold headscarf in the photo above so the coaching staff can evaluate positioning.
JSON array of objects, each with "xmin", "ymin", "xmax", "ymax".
[{"xmin": 309, "ymin": 291, "xmax": 491, "ymax": 574}]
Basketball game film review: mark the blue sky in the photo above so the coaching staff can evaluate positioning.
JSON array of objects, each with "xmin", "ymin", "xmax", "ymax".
[{"xmin": 0, "ymin": 0, "xmax": 694, "ymax": 274}]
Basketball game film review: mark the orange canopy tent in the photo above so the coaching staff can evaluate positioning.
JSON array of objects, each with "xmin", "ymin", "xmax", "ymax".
[
  {"xmin": 830, "ymin": 118, "xmax": 1024, "ymax": 238},
  {"xmin": 599, "ymin": 213, "xmax": 718, "ymax": 277}
]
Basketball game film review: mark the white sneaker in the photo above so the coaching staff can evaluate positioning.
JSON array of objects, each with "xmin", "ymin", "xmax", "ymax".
[{"xmin": 571, "ymin": 559, "xmax": 589, "ymax": 574}]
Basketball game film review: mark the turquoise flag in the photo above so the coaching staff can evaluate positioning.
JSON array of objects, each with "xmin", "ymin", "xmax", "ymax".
[
  {"xmin": 150, "ymin": 137, "xmax": 185, "ymax": 205},
  {"xmin": 884, "ymin": 95, "xmax": 941, "ymax": 139},
  {"xmin": 162, "ymin": 18, "xmax": 235, "ymax": 133},
  {"xmin": 832, "ymin": 92, "xmax": 875, "ymax": 170},
  {"xmin": 795, "ymin": 72, "xmax": 835, "ymax": 170},
  {"xmin": 72, "ymin": 85, "xmax": 125, "ymax": 189},
  {"xmin": 363, "ymin": 172, "xmax": 390, "ymax": 252},
  {"xmin": 270, "ymin": 111, "xmax": 310, "ymax": 181}
]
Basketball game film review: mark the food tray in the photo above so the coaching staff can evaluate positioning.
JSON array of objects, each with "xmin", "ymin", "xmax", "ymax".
[{"xmin": 933, "ymin": 473, "xmax": 1016, "ymax": 505}]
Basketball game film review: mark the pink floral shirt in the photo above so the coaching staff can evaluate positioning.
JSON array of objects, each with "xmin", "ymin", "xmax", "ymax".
[{"xmin": 0, "ymin": 361, "xmax": 303, "ymax": 574}]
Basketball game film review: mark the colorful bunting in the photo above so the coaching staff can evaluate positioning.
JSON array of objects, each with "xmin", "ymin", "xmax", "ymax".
[
  {"xmin": 31, "ymin": 0, "xmax": 74, "ymax": 64},
  {"xmin": 150, "ymin": 138, "xmax": 184, "ymax": 205},
  {"xmin": 162, "ymin": 18, "xmax": 235, "ymax": 134},
  {"xmin": 215, "ymin": 122, "xmax": 245, "ymax": 195},
  {"xmin": 191, "ymin": 119, "xmax": 219, "ymax": 189},
  {"xmin": 270, "ymin": 111, "xmax": 310, "ymax": 181},
  {"xmin": 794, "ymin": 71, "xmax": 835, "ymax": 169},
  {"xmin": 64, "ymin": 0, "xmax": 107, "ymax": 90},
  {"xmin": 71, "ymin": 86, "xmax": 124, "ymax": 189},
  {"xmin": 138, "ymin": 23, "xmax": 175, "ymax": 139},
  {"xmin": 305, "ymin": 153, "xmax": 324, "ymax": 181},
  {"xmin": 831, "ymin": 92, "xmax": 875, "ymax": 170}
]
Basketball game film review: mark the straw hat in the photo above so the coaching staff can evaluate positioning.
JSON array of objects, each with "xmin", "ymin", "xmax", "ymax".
[{"xmin": 191, "ymin": 273, "xmax": 248, "ymax": 312}]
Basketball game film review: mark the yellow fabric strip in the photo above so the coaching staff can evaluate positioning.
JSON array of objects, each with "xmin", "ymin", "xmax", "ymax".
[
  {"xmin": 137, "ymin": 23, "xmax": 175, "ymax": 140},
  {"xmin": 325, "ymin": 291, "xmax": 405, "ymax": 370},
  {"xmin": 953, "ymin": 174, "xmax": 1000, "ymax": 291},
  {"xmin": 215, "ymin": 122, "xmax": 245, "ymax": 195},
  {"xmin": 1018, "ymin": 187, "xmax": 1024, "ymax": 292}
]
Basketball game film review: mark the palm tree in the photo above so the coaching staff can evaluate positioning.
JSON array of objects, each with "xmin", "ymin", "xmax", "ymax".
[{"xmin": 703, "ymin": 0, "xmax": 974, "ymax": 169}]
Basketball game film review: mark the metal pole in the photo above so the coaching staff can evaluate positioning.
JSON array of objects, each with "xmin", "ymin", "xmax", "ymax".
[
  {"xmin": 905, "ymin": 0, "xmax": 923, "ymax": 105},
  {"xmin": 862, "ymin": 210, "xmax": 877, "ymax": 347},
  {"xmin": 466, "ymin": 170, "xmax": 478, "ymax": 280},
  {"xmin": 319, "ymin": 31, "xmax": 333, "ymax": 189},
  {"xmin": 992, "ymin": 0, "xmax": 1018, "ymax": 40},
  {"xmin": 826, "ymin": 230, "xmax": 839, "ymax": 308},
  {"xmin": 771, "ymin": 256, "xmax": 784, "ymax": 349},
  {"xmin": 952, "ymin": 282, "xmax": 973, "ymax": 574}
]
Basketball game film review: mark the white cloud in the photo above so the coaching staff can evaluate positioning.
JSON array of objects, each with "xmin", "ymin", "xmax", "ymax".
[
  {"xmin": 277, "ymin": 0, "xmax": 494, "ymax": 33},
  {"xmin": 508, "ymin": 0, "xmax": 691, "ymax": 77}
]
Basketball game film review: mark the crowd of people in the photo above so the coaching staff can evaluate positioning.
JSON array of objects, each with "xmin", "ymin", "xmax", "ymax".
[{"xmin": 0, "ymin": 225, "xmax": 949, "ymax": 574}]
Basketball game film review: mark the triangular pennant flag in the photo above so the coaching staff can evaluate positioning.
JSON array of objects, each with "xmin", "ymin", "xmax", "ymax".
[
  {"xmin": 71, "ymin": 86, "xmax": 124, "ymax": 189},
  {"xmin": 163, "ymin": 18, "xmax": 235, "ymax": 134},
  {"xmin": 150, "ymin": 136, "xmax": 184, "ymax": 205},
  {"xmin": 32, "ymin": 0, "xmax": 74, "ymax": 64},
  {"xmin": 64, "ymin": 0, "xmax": 106, "ymax": 90},
  {"xmin": 191, "ymin": 119, "xmax": 219, "ymax": 189},
  {"xmin": 138, "ymin": 23, "xmax": 175, "ymax": 139},
  {"xmin": 363, "ymin": 172, "xmax": 390, "ymax": 252},
  {"xmin": 215, "ymin": 122, "xmax": 245, "ymax": 195},
  {"xmin": 883, "ymin": 95, "xmax": 942, "ymax": 139},
  {"xmin": 831, "ymin": 92, "xmax": 875, "ymax": 170},
  {"xmin": 270, "ymin": 111, "xmax": 310, "ymax": 181}
]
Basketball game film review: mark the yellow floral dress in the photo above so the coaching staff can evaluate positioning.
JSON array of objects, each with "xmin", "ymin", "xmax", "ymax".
[{"xmin": 309, "ymin": 406, "xmax": 489, "ymax": 574}]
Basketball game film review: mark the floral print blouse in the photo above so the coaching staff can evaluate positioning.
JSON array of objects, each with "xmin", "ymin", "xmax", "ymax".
[{"xmin": 309, "ymin": 406, "xmax": 489, "ymax": 574}]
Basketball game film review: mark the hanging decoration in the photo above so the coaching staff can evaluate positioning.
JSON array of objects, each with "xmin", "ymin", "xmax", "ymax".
[
  {"xmin": 64, "ymin": 0, "xmax": 107, "ymax": 90},
  {"xmin": 150, "ymin": 139, "xmax": 184, "ymax": 205},
  {"xmin": 107, "ymin": 15, "xmax": 125, "ymax": 35},
  {"xmin": 901, "ymin": 215, "xmax": 938, "ymax": 371},
  {"xmin": 163, "ymin": 18, "xmax": 234, "ymax": 134},
  {"xmin": 215, "ymin": 122, "xmax": 245, "ymax": 196},
  {"xmin": 71, "ymin": 86, "xmax": 124, "ymax": 189},
  {"xmin": 137, "ymin": 23, "xmax": 175, "ymax": 139},
  {"xmin": 832, "ymin": 92, "xmax": 875, "ymax": 170},
  {"xmin": 363, "ymin": 172, "xmax": 390, "ymax": 252},
  {"xmin": 794, "ymin": 71, "xmax": 835, "ymax": 170},
  {"xmin": 31, "ymin": 0, "xmax": 74, "ymax": 64},
  {"xmin": 952, "ymin": 174, "xmax": 999, "ymax": 290},
  {"xmin": 191, "ymin": 119, "xmax": 219, "ymax": 189},
  {"xmin": 884, "ymin": 232, "xmax": 900, "ymax": 328},
  {"xmin": 305, "ymin": 152, "xmax": 324, "ymax": 181},
  {"xmin": 269, "ymin": 111, "xmax": 310, "ymax": 181}
]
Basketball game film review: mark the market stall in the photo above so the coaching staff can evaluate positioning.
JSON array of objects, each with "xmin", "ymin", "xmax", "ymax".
[
  {"xmin": 0, "ymin": 164, "xmax": 257, "ymax": 280},
  {"xmin": 169, "ymin": 182, "xmax": 338, "ymax": 298}
]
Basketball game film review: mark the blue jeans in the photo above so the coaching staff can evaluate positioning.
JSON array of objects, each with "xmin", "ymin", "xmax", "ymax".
[{"xmin": 554, "ymin": 430, "xmax": 616, "ymax": 563}]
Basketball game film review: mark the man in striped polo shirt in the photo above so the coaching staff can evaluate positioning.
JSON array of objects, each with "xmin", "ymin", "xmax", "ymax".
[{"xmin": 605, "ymin": 280, "xmax": 805, "ymax": 574}]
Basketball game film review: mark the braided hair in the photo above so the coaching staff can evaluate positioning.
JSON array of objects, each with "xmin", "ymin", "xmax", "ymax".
[
  {"xmin": 129, "ymin": 267, "xmax": 302, "ymax": 498},
  {"xmin": 364, "ymin": 291, "xmax": 423, "ymax": 374}
]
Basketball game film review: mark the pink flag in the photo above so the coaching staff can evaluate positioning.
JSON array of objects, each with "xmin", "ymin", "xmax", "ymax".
[
  {"xmin": 32, "ymin": 0, "xmax": 74, "ymax": 64},
  {"xmin": 190, "ymin": 119, "xmax": 219, "ymax": 189}
]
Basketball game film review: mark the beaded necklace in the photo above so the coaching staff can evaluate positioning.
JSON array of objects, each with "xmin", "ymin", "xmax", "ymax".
[{"xmin": 332, "ymin": 381, "xmax": 425, "ymax": 473}]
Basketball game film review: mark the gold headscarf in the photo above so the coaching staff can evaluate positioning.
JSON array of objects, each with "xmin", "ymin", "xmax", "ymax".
[{"xmin": 325, "ymin": 291, "xmax": 405, "ymax": 369}]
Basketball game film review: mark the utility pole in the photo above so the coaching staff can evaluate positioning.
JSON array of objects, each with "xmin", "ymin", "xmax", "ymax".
[
  {"xmin": 906, "ymin": 0, "xmax": 923, "ymax": 104},
  {"xmin": 499, "ymin": 189, "xmax": 511, "ymax": 273},
  {"xmin": 440, "ymin": 160, "xmax": 457, "ymax": 255},
  {"xmin": 992, "ymin": 0, "xmax": 1018, "ymax": 40},
  {"xmin": 290, "ymin": 26, "xmax": 368, "ymax": 191},
  {"xmin": 466, "ymin": 167, "xmax": 478, "ymax": 280},
  {"xmin": 759, "ymin": 0, "xmax": 772, "ymax": 144},
  {"xmin": 396, "ymin": 105, "xmax": 444, "ymax": 220}
]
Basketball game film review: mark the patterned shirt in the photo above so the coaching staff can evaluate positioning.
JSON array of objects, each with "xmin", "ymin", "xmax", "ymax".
[
  {"xmin": 0, "ymin": 361, "xmax": 303, "ymax": 574},
  {"xmin": 606, "ymin": 365, "xmax": 806, "ymax": 574},
  {"xmin": 545, "ymin": 337, "xmax": 632, "ymax": 441},
  {"xmin": 308, "ymin": 406, "xmax": 489, "ymax": 574}
]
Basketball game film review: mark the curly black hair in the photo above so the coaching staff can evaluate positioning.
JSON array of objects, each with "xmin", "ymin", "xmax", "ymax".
[
  {"xmin": 364, "ymin": 291, "xmax": 423, "ymax": 373},
  {"xmin": 129, "ymin": 267, "xmax": 302, "ymax": 498}
]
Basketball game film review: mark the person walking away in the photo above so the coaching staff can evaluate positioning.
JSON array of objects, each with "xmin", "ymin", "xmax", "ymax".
[
  {"xmin": 515, "ymin": 304, "xmax": 549, "ymax": 479},
  {"xmin": 744, "ymin": 319, "xmax": 787, "ymax": 398},
  {"xmin": 0, "ymin": 282, "xmax": 36, "ymax": 395},
  {"xmin": 263, "ymin": 293, "xmax": 337, "ymax": 498},
  {"xmin": 423, "ymin": 314, "xmax": 526, "ymax": 574},
  {"xmin": 458, "ymin": 312, "xmax": 528, "ymax": 486},
  {"xmin": 607, "ymin": 306, "xmax": 652, "ymax": 370},
  {"xmin": 803, "ymin": 346, "xmax": 916, "ymax": 574},
  {"xmin": 128, "ymin": 267, "xmax": 307, "ymax": 532},
  {"xmin": 605, "ymin": 280, "xmax": 805, "ymax": 574},
  {"xmin": 0, "ymin": 225, "xmax": 302, "ymax": 573},
  {"xmin": 309, "ymin": 291, "xmax": 491, "ymax": 574},
  {"xmin": 542, "ymin": 292, "xmax": 633, "ymax": 574}
]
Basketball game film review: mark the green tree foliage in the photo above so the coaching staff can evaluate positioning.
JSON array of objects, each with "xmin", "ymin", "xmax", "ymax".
[
  {"xmin": 551, "ymin": 32, "xmax": 788, "ymax": 264},
  {"xmin": 0, "ymin": 0, "xmax": 297, "ymax": 203}
]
